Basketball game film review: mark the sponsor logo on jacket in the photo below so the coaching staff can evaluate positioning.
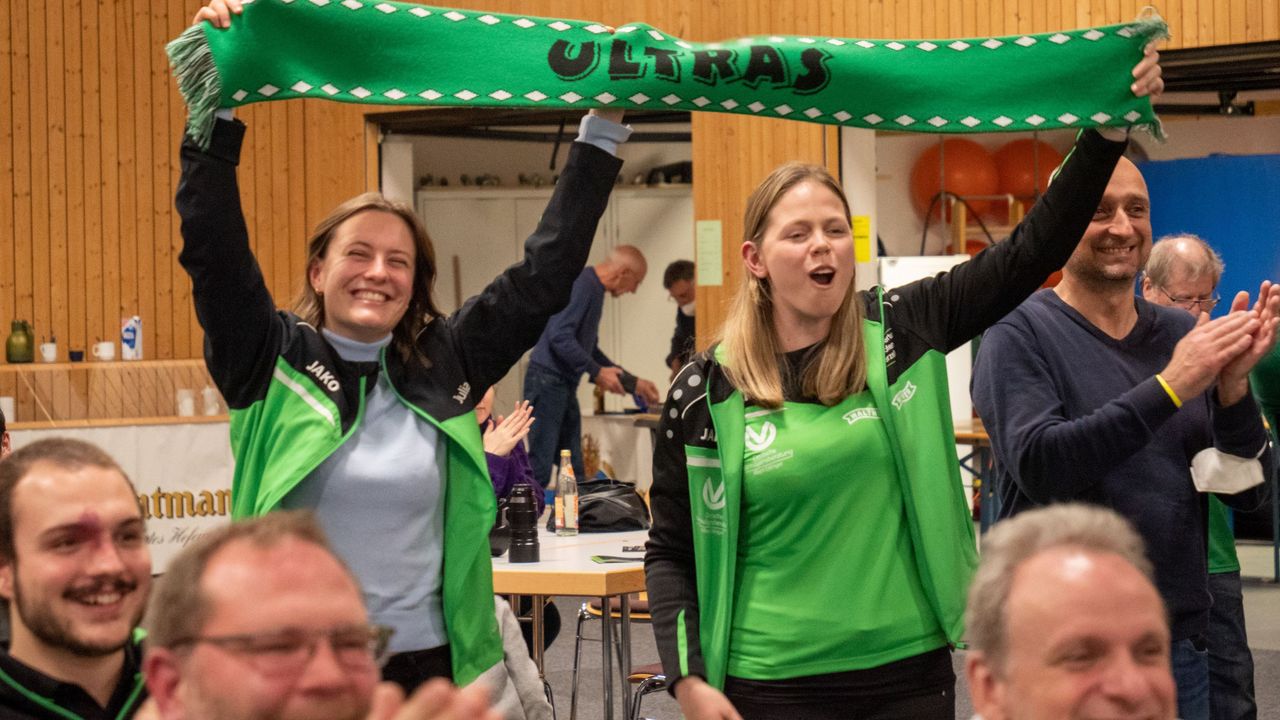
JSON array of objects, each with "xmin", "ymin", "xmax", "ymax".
[
  {"xmin": 842, "ymin": 407, "xmax": 879, "ymax": 425},
  {"xmin": 305, "ymin": 361, "xmax": 340, "ymax": 393},
  {"xmin": 744, "ymin": 421, "xmax": 777, "ymax": 452},
  {"xmin": 892, "ymin": 381, "xmax": 917, "ymax": 410},
  {"xmin": 702, "ymin": 478, "xmax": 726, "ymax": 510}
]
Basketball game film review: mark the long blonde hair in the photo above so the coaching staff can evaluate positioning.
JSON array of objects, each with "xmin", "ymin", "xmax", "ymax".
[{"xmin": 720, "ymin": 163, "xmax": 866, "ymax": 408}]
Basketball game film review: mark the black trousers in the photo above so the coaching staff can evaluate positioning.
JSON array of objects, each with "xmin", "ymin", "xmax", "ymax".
[
  {"xmin": 723, "ymin": 647, "xmax": 955, "ymax": 720},
  {"xmin": 381, "ymin": 644, "xmax": 452, "ymax": 695}
]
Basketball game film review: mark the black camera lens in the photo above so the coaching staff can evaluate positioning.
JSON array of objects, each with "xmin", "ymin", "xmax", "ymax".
[{"xmin": 507, "ymin": 483, "xmax": 540, "ymax": 564}]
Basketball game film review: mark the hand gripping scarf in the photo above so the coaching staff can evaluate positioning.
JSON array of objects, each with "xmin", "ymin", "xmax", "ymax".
[{"xmin": 167, "ymin": 0, "xmax": 1168, "ymax": 149}]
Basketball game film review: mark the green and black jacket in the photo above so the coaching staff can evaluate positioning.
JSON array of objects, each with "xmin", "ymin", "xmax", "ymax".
[
  {"xmin": 176, "ymin": 118, "xmax": 621, "ymax": 687},
  {"xmin": 0, "ymin": 635, "xmax": 146, "ymax": 720},
  {"xmin": 644, "ymin": 129, "xmax": 1126, "ymax": 691}
]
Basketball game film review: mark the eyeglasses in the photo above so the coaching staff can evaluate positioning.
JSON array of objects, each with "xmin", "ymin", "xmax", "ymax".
[
  {"xmin": 171, "ymin": 624, "xmax": 394, "ymax": 677},
  {"xmin": 1155, "ymin": 286, "xmax": 1220, "ymax": 313}
]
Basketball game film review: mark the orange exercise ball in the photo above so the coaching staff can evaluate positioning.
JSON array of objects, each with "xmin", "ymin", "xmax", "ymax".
[
  {"xmin": 993, "ymin": 139, "xmax": 1063, "ymax": 201},
  {"xmin": 910, "ymin": 139, "xmax": 999, "ymax": 222}
]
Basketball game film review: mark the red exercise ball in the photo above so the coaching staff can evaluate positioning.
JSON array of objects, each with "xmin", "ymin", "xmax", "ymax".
[
  {"xmin": 994, "ymin": 139, "xmax": 1063, "ymax": 200},
  {"xmin": 910, "ymin": 139, "xmax": 999, "ymax": 223}
]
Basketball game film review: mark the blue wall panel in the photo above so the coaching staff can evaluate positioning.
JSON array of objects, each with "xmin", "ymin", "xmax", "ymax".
[{"xmin": 1138, "ymin": 154, "xmax": 1280, "ymax": 316}]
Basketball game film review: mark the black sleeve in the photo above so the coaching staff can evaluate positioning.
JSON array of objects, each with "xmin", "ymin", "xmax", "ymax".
[
  {"xmin": 446, "ymin": 142, "xmax": 622, "ymax": 393},
  {"xmin": 644, "ymin": 362, "xmax": 708, "ymax": 691},
  {"xmin": 889, "ymin": 129, "xmax": 1126, "ymax": 354},
  {"xmin": 176, "ymin": 118, "xmax": 285, "ymax": 408}
]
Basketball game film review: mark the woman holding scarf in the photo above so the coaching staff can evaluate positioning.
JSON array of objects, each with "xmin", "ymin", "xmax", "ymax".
[
  {"xmin": 645, "ymin": 49, "xmax": 1164, "ymax": 720},
  {"xmin": 179, "ymin": 0, "xmax": 627, "ymax": 694}
]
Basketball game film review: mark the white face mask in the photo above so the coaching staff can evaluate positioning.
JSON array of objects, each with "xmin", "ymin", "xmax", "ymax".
[
  {"xmin": 1190, "ymin": 447, "xmax": 1266, "ymax": 494},
  {"xmin": 679, "ymin": 302, "xmax": 696, "ymax": 317}
]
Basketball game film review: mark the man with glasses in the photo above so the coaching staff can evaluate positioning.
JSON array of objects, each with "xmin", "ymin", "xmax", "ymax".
[
  {"xmin": 1142, "ymin": 233, "xmax": 1223, "ymax": 315},
  {"xmin": 143, "ymin": 511, "xmax": 498, "ymax": 720},
  {"xmin": 1142, "ymin": 233, "xmax": 1256, "ymax": 720},
  {"xmin": 973, "ymin": 157, "xmax": 1277, "ymax": 720},
  {"xmin": 0, "ymin": 438, "xmax": 151, "ymax": 719}
]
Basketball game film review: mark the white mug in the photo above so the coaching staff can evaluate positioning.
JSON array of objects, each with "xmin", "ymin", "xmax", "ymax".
[
  {"xmin": 176, "ymin": 389, "xmax": 196, "ymax": 417},
  {"xmin": 39, "ymin": 342, "xmax": 57, "ymax": 363},
  {"xmin": 0, "ymin": 397, "xmax": 14, "ymax": 423},
  {"xmin": 92, "ymin": 341, "xmax": 116, "ymax": 361}
]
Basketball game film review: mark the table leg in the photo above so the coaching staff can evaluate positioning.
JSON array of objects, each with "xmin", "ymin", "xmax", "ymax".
[
  {"xmin": 620, "ymin": 594, "xmax": 632, "ymax": 713},
  {"xmin": 600, "ymin": 596, "xmax": 614, "ymax": 720},
  {"xmin": 531, "ymin": 594, "xmax": 545, "ymax": 676}
]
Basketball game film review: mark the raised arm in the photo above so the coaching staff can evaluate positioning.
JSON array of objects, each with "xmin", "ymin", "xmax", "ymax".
[
  {"xmin": 176, "ymin": 116, "xmax": 284, "ymax": 408},
  {"xmin": 889, "ymin": 129, "xmax": 1125, "ymax": 353},
  {"xmin": 890, "ymin": 47, "xmax": 1163, "ymax": 352},
  {"xmin": 448, "ymin": 113, "xmax": 626, "ymax": 393}
]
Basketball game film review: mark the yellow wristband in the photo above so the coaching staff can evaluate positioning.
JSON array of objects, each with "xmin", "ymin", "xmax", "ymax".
[{"xmin": 1155, "ymin": 374, "xmax": 1183, "ymax": 408}]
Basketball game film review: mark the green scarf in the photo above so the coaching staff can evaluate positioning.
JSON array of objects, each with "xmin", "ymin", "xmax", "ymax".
[{"xmin": 168, "ymin": 0, "xmax": 1167, "ymax": 148}]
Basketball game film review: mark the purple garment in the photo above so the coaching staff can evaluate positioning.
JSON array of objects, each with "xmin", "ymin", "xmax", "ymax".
[{"xmin": 482, "ymin": 417, "xmax": 545, "ymax": 515}]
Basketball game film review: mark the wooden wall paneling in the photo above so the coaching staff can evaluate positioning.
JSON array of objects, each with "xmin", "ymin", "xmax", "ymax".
[
  {"xmin": 81, "ymin": 0, "xmax": 105, "ymax": 356},
  {"xmin": 66, "ymin": 0, "xmax": 88, "ymax": 353},
  {"xmin": 100, "ymin": 0, "xmax": 122, "ymax": 356},
  {"xmin": 171, "ymin": 2, "xmax": 195, "ymax": 362},
  {"xmin": 46, "ymin": 0, "xmax": 70, "ymax": 352},
  {"xmin": 119, "ymin": 0, "xmax": 143, "ymax": 349},
  {"xmin": 0, "ymin": 0, "xmax": 14, "ymax": 338},
  {"xmin": 1199, "ymin": 0, "xmax": 1216, "ymax": 47},
  {"xmin": 28, "ymin": 1, "xmax": 50, "ymax": 347},
  {"xmin": 1221, "ymin": 0, "xmax": 1239, "ymax": 44},
  {"xmin": 149, "ymin": 0, "xmax": 173, "ymax": 360},
  {"xmin": 250, "ymin": 105, "xmax": 274, "ymax": 298},
  {"xmin": 270, "ymin": 102, "xmax": 292, "ymax": 304},
  {"xmin": 1248, "ymin": 0, "xmax": 1266, "ymax": 43},
  {"xmin": 1268, "ymin": 0, "xmax": 1280, "ymax": 41},
  {"xmin": 286, "ymin": 101, "xmax": 307, "ymax": 310}
]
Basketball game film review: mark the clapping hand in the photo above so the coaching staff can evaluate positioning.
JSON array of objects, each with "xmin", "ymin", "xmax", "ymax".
[
  {"xmin": 482, "ymin": 400, "xmax": 534, "ymax": 457},
  {"xmin": 1217, "ymin": 280, "xmax": 1280, "ymax": 405}
]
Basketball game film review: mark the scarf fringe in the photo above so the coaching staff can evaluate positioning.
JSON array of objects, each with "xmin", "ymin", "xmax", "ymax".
[{"xmin": 166, "ymin": 24, "xmax": 221, "ymax": 150}]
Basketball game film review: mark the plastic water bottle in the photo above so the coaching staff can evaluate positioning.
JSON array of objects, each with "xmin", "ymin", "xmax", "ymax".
[
  {"xmin": 555, "ymin": 449, "xmax": 578, "ymax": 536},
  {"xmin": 121, "ymin": 316, "xmax": 143, "ymax": 360}
]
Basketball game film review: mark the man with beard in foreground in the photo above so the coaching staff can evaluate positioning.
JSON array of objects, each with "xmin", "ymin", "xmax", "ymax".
[{"xmin": 0, "ymin": 438, "xmax": 151, "ymax": 719}]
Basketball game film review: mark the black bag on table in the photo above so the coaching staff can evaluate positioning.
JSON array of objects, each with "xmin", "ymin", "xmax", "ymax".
[{"xmin": 546, "ymin": 475, "xmax": 651, "ymax": 533}]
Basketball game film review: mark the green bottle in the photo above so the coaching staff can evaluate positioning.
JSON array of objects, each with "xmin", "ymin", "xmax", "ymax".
[{"xmin": 6, "ymin": 321, "xmax": 34, "ymax": 363}]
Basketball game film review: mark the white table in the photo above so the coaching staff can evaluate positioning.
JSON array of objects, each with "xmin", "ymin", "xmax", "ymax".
[{"xmin": 493, "ymin": 529, "xmax": 648, "ymax": 720}]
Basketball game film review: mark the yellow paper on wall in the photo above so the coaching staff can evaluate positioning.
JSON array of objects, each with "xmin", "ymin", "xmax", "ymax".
[{"xmin": 853, "ymin": 215, "xmax": 871, "ymax": 263}]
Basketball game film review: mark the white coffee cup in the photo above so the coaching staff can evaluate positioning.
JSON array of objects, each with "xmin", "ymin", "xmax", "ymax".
[
  {"xmin": 176, "ymin": 389, "xmax": 196, "ymax": 417},
  {"xmin": 0, "ymin": 397, "xmax": 14, "ymax": 423},
  {"xmin": 39, "ymin": 342, "xmax": 57, "ymax": 363},
  {"xmin": 92, "ymin": 341, "xmax": 116, "ymax": 361}
]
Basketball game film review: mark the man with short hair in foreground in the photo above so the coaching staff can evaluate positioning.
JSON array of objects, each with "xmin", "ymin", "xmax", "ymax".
[
  {"xmin": 142, "ymin": 510, "xmax": 499, "ymax": 720},
  {"xmin": 0, "ymin": 438, "xmax": 151, "ymax": 719},
  {"xmin": 965, "ymin": 503, "xmax": 1177, "ymax": 720}
]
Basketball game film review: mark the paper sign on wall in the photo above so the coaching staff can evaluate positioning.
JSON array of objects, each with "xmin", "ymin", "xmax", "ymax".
[
  {"xmin": 853, "ymin": 215, "xmax": 872, "ymax": 263},
  {"xmin": 695, "ymin": 220, "xmax": 723, "ymax": 286}
]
